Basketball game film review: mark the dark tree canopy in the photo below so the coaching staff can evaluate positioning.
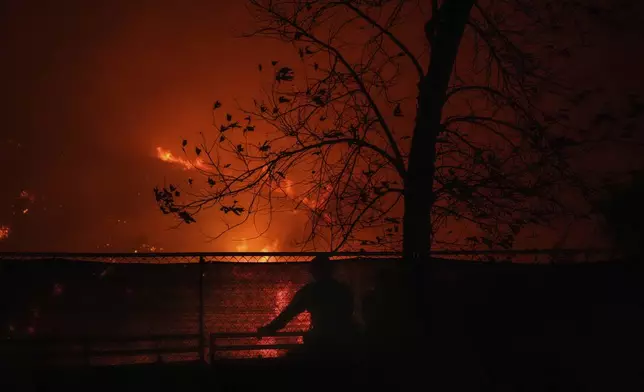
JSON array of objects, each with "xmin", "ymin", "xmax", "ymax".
[{"xmin": 155, "ymin": 0, "xmax": 642, "ymax": 254}]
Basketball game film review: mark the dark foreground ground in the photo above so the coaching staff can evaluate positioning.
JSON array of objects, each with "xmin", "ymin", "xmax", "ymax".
[
  {"xmin": 1, "ymin": 348, "xmax": 642, "ymax": 392},
  {"xmin": 1, "ymin": 258, "xmax": 643, "ymax": 391},
  {"xmin": 0, "ymin": 359, "xmax": 406, "ymax": 392}
]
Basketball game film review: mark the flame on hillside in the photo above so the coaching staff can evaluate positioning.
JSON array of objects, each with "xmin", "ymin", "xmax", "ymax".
[
  {"xmin": 156, "ymin": 147, "xmax": 207, "ymax": 170},
  {"xmin": 235, "ymin": 239, "xmax": 279, "ymax": 262},
  {"xmin": 156, "ymin": 145, "xmax": 334, "ymax": 250},
  {"xmin": 273, "ymin": 179, "xmax": 333, "ymax": 223},
  {"xmin": 0, "ymin": 225, "xmax": 9, "ymax": 241}
]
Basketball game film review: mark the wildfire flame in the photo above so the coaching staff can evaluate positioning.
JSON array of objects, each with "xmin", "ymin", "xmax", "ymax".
[
  {"xmin": 156, "ymin": 146, "xmax": 330, "ymax": 214},
  {"xmin": 156, "ymin": 145, "xmax": 333, "ymax": 247},
  {"xmin": 156, "ymin": 147, "xmax": 207, "ymax": 170},
  {"xmin": 272, "ymin": 179, "xmax": 333, "ymax": 223},
  {"xmin": 235, "ymin": 239, "xmax": 279, "ymax": 262},
  {"xmin": 259, "ymin": 241, "xmax": 279, "ymax": 262},
  {"xmin": 0, "ymin": 225, "xmax": 9, "ymax": 241}
]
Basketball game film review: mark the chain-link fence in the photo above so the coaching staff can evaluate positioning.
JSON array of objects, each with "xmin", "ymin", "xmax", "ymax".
[
  {"xmin": 0, "ymin": 248, "xmax": 618, "ymax": 263},
  {"xmin": 0, "ymin": 249, "xmax": 620, "ymax": 365}
]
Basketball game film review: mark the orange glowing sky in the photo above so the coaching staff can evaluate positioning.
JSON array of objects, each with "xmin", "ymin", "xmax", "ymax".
[{"xmin": 1, "ymin": 0, "xmax": 643, "ymax": 252}]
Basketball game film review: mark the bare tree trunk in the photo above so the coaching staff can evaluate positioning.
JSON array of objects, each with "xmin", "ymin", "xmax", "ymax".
[
  {"xmin": 404, "ymin": 0, "xmax": 475, "ymax": 259},
  {"xmin": 402, "ymin": 0, "xmax": 475, "ymax": 322}
]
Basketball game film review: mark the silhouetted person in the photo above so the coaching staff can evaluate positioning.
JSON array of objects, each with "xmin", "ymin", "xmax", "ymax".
[{"xmin": 257, "ymin": 255, "xmax": 356, "ymax": 358}]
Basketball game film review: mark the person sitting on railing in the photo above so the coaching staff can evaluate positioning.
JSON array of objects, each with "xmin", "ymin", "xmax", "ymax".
[{"xmin": 257, "ymin": 254, "xmax": 357, "ymax": 357}]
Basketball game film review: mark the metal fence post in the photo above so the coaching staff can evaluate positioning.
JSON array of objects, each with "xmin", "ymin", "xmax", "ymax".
[{"xmin": 199, "ymin": 256, "xmax": 205, "ymax": 363}]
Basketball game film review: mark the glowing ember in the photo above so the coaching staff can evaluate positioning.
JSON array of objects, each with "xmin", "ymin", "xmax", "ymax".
[
  {"xmin": 156, "ymin": 147, "xmax": 206, "ymax": 170},
  {"xmin": 22, "ymin": 208, "xmax": 29, "ymax": 214},
  {"xmin": 0, "ymin": 225, "xmax": 9, "ymax": 241},
  {"xmin": 135, "ymin": 243, "xmax": 164, "ymax": 253},
  {"xmin": 19, "ymin": 190, "xmax": 35, "ymax": 203}
]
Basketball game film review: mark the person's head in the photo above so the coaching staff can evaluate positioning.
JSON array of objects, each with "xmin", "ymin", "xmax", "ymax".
[{"xmin": 309, "ymin": 254, "xmax": 335, "ymax": 280}]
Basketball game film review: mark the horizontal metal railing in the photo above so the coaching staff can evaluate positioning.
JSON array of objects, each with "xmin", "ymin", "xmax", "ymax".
[{"xmin": 209, "ymin": 332, "xmax": 306, "ymax": 363}]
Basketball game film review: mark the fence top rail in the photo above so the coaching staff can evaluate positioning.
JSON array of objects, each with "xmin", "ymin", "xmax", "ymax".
[
  {"xmin": 0, "ymin": 251, "xmax": 398, "ymax": 258},
  {"xmin": 0, "ymin": 248, "xmax": 615, "ymax": 260}
]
